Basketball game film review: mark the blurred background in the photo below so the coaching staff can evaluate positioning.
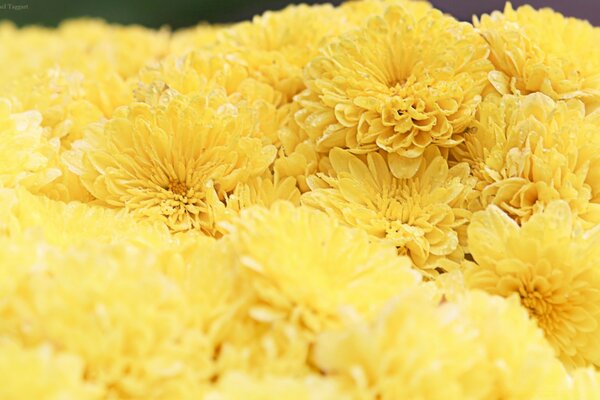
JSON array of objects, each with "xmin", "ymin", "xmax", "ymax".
[{"xmin": 0, "ymin": 0, "xmax": 598, "ymax": 28}]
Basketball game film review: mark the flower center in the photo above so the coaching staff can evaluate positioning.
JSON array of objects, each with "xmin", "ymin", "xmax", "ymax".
[{"xmin": 168, "ymin": 179, "xmax": 188, "ymax": 196}]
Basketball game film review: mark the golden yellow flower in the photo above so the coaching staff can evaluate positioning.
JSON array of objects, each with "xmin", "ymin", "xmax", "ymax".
[
  {"xmin": 0, "ymin": 340, "xmax": 101, "ymax": 400},
  {"xmin": 475, "ymin": 3, "xmax": 600, "ymax": 109},
  {"xmin": 302, "ymin": 146, "xmax": 474, "ymax": 274},
  {"xmin": 452, "ymin": 93, "xmax": 600, "ymax": 227},
  {"xmin": 0, "ymin": 99, "xmax": 60, "ymax": 192},
  {"xmin": 223, "ymin": 202, "xmax": 420, "ymax": 333},
  {"xmin": 466, "ymin": 201, "xmax": 600, "ymax": 368},
  {"xmin": 66, "ymin": 94, "xmax": 276, "ymax": 233},
  {"xmin": 312, "ymin": 288, "xmax": 492, "ymax": 400},
  {"xmin": 296, "ymin": 5, "xmax": 492, "ymax": 177}
]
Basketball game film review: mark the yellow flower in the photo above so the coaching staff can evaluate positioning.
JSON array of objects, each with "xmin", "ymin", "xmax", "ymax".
[
  {"xmin": 567, "ymin": 368, "xmax": 600, "ymax": 399},
  {"xmin": 475, "ymin": 3, "xmax": 600, "ymax": 109},
  {"xmin": 168, "ymin": 24, "xmax": 223, "ymax": 56},
  {"xmin": 312, "ymin": 288, "xmax": 492, "ymax": 400},
  {"xmin": 458, "ymin": 290, "xmax": 569, "ymax": 399},
  {"xmin": 452, "ymin": 93, "xmax": 600, "ymax": 227},
  {"xmin": 0, "ymin": 99, "xmax": 60, "ymax": 192},
  {"xmin": 296, "ymin": 5, "xmax": 492, "ymax": 177},
  {"xmin": 274, "ymin": 101, "xmax": 332, "ymax": 193},
  {"xmin": 216, "ymin": 4, "xmax": 345, "ymax": 104},
  {"xmin": 66, "ymin": 94, "xmax": 276, "ymax": 234},
  {"xmin": 0, "ymin": 340, "xmax": 101, "ymax": 400},
  {"xmin": 302, "ymin": 146, "xmax": 474, "ymax": 274},
  {"xmin": 0, "ymin": 234, "xmax": 215, "ymax": 399},
  {"xmin": 0, "ymin": 187, "xmax": 170, "ymax": 249},
  {"xmin": 466, "ymin": 201, "xmax": 600, "ymax": 368},
  {"xmin": 205, "ymin": 372, "xmax": 354, "ymax": 400},
  {"xmin": 223, "ymin": 202, "xmax": 420, "ymax": 333},
  {"xmin": 135, "ymin": 49, "xmax": 281, "ymax": 144}
]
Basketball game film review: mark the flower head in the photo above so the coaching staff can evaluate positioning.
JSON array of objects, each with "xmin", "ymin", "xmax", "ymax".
[
  {"xmin": 223, "ymin": 202, "xmax": 420, "ymax": 333},
  {"xmin": 466, "ymin": 201, "xmax": 600, "ymax": 368},
  {"xmin": 475, "ymin": 3, "xmax": 600, "ymax": 108},
  {"xmin": 302, "ymin": 146, "xmax": 474, "ymax": 274},
  {"xmin": 67, "ymin": 94, "xmax": 276, "ymax": 234},
  {"xmin": 0, "ymin": 99, "xmax": 60, "ymax": 192},
  {"xmin": 452, "ymin": 93, "xmax": 600, "ymax": 227},
  {"xmin": 296, "ymin": 5, "xmax": 492, "ymax": 177}
]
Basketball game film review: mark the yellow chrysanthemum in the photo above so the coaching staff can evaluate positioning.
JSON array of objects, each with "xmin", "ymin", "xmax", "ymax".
[
  {"xmin": 205, "ymin": 372, "xmax": 354, "ymax": 400},
  {"xmin": 168, "ymin": 24, "xmax": 223, "ymax": 56},
  {"xmin": 302, "ymin": 146, "xmax": 474, "ymax": 274},
  {"xmin": 567, "ymin": 368, "xmax": 600, "ymax": 399},
  {"xmin": 475, "ymin": 3, "xmax": 600, "ymax": 109},
  {"xmin": 0, "ymin": 187, "xmax": 170, "ymax": 249},
  {"xmin": 67, "ymin": 94, "xmax": 276, "ymax": 233},
  {"xmin": 135, "ymin": 49, "xmax": 281, "ymax": 144},
  {"xmin": 216, "ymin": 4, "xmax": 345, "ymax": 104},
  {"xmin": 0, "ymin": 237, "xmax": 213, "ymax": 398},
  {"xmin": 452, "ymin": 93, "xmax": 600, "ymax": 227},
  {"xmin": 0, "ymin": 99, "xmax": 60, "ymax": 192},
  {"xmin": 0, "ymin": 340, "xmax": 101, "ymax": 400},
  {"xmin": 312, "ymin": 288, "xmax": 492, "ymax": 400},
  {"xmin": 274, "ymin": 101, "xmax": 332, "ymax": 193},
  {"xmin": 223, "ymin": 202, "xmax": 420, "ymax": 333},
  {"xmin": 338, "ymin": 0, "xmax": 432, "ymax": 25},
  {"xmin": 458, "ymin": 291, "xmax": 569, "ymax": 399},
  {"xmin": 466, "ymin": 201, "xmax": 600, "ymax": 368},
  {"xmin": 296, "ymin": 5, "xmax": 492, "ymax": 177}
]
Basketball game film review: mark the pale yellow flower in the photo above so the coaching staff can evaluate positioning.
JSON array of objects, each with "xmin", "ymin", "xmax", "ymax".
[
  {"xmin": 205, "ymin": 372, "xmax": 355, "ymax": 400},
  {"xmin": 302, "ymin": 146, "xmax": 474, "ymax": 274},
  {"xmin": 216, "ymin": 4, "xmax": 345, "ymax": 104},
  {"xmin": 66, "ymin": 94, "xmax": 276, "ymax": 233},
  {"xmin": 452, "ymin": 93, "xmax": 600, "ymax": 227},
  {"xmin": 0, "ymin": 99, "xmax": 60, "ymax": 192},
  {"xmin": 475, "ymin": 3, "xmax": 600, "ymax": 109},
  {"xmin": 296, "ymin": 5, "xmax": 492, "ymax": 177},
  {"xmin": 0, "ymin": 340, "xmax": 101, "ymax": 400},
  {"xmin": 312, "ymin": 288, "xmax": 492, "ymax": 400},
  {"xmin": 0, "ymin": 234, "xmax": 214, "ymax": 399},
  {"xmin": 223, "ymin": 202, "xmax": 420, "ymax": 333},
  {"xmin": 466, "ymin": 201, "xmax": 600, "ymax": 368}
]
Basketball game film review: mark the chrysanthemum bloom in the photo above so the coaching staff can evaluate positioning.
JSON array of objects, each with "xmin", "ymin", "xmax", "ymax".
[
  {"xmin": 0, "ymin": 99, "xmax": 60, "ymax": 193},
  {"xmin": 296, "ymin": 5, "xmax": 492, "ymax": 178},
  {"xmin": 0, "ymin": 187, "xmax": 170, "ymax": 249},
  {"xmin": 223, "ymin": 202, "xmax": 420, "ymax": 333},
  {"xmin": 475, "ymin": 3, "xmax": 600, "ymax": 109},
  {"xmin": 312, "ymin": 288, "xmax": 492, "ymax": 400},
  {"xmin": 302, "ymin": 146, "xmax": 474, "ymax": 274},
  {"xmin": 204, "ymin": 372, "xmax": 353, "ymax": 400},
  {"xmin": 567, "ymin": 368, "xmax": 600, "ymax": 398},
  {"xmin": 216, "ymin": 4, "xmax": 345, "ymax": 104},
  {"xmin": 452, "ymin": 93, "xmax": 600, "ymax": 227},
  {"xmin": 0, "ymin": 235, "xmax": 215, "ymax": 399},
  {"xmin": 466, "ymin": 201, "xmax": 600, "ymax": 368},
  {"xmin": 274, "ymin": 102, "xmax": 332, "ymax": 193},
  {"xmin": 168, "ymin": 24, "xmax": 223, "ymax": 56},
  {"xmin": 66, "ymin": 94, "xmax": 277, "ymax": 233},
  {"xmin": 458, "ymin": 291, "xmax": 569, "ymax": 399},
  {"xmin": 0, "ymin": 340, "xmax": 101, "ymax": 400},
  {"xmin": 136, "ymin": 50, "xmax": 282, "ymax": 144}
]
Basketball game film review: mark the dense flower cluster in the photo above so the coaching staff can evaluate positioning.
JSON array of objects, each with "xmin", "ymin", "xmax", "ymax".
[{"xmin": 1, "ymin": 1, "xmax": 599, "ymax": 398}]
